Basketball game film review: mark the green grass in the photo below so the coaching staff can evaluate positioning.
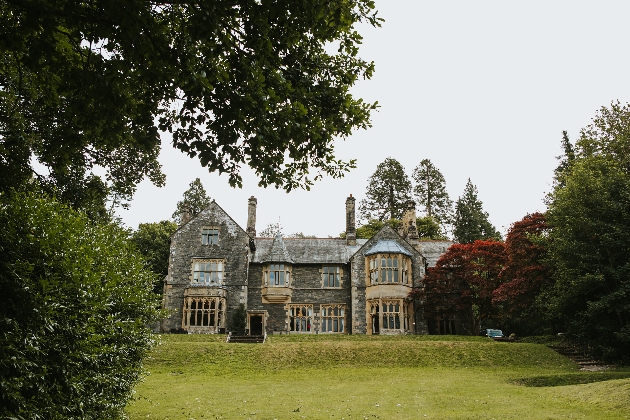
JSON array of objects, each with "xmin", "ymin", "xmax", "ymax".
[{"xmin": 127, "ymin": 335, "xmax": 630, "ymax": 419}]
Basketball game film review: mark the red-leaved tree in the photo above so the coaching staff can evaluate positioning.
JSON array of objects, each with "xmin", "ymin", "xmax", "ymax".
[
  {"xmin": 493, "ymin": 212, "xmax": 552, "ymax": 333},
  {"xmin": 414, "ymin": 240, "xmax": 506, "ymax": 335}
]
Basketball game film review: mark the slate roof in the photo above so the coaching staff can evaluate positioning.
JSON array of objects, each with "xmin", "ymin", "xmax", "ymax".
[
  {"xmin": 260, "ymin": 234, "xmax": 294, "ymax": 263},
  {"xmin": 252, "ymin": 237, "xmax": 368, "ymax": 264},
  {"xmin": 416, "ymin": 240, "xmax": 454, "ymax": 267},
  {"xmin": 364, "ymin": 240, "xmax": 413, "ymax": 257}
]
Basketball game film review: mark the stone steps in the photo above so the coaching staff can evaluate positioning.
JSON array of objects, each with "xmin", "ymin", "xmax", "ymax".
[
  {"xmin": 227, "ymin": 334, "xmax": 266, "ymax": 344},
  {"xmin": 548, "ymin": 345, "xmax": 609, "ymax": 371}
]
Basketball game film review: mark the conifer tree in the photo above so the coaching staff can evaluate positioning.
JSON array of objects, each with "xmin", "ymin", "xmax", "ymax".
[
  {"xmin": 453, "ymin": 179, "xmax": 501, "ymax": 243},
  {"xmin": 412, "ymin": 159, "xmax": 453, "ymax": 225},
  {"xmin": 553, "ymin": 130, "xmax": 576, "ymax": 188},
  {"xmin": 359, "ymin": 158, "xmax": 412, "ymax": 221},
  {"xmin": 172, "ymin": 178, "xmax": 211, "ymax": 223}
]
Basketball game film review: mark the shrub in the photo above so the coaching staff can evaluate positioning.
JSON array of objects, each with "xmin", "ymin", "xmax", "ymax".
[{"xmin": 0, "ymin": 192, "xmax": 162, "ymax": 419}]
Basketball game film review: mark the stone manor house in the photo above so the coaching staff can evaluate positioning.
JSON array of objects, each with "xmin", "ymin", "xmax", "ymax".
[{"xmin": 160, "ymin": 196, "xmax": 453, "ymax": 335}]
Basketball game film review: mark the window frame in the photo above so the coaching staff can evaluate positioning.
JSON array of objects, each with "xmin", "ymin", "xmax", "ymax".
[
  {"xmin": 288, "ymin": 304, "xmax": 313, "ymax": 333},
  {"xmin": 321, "ymin": 266, "xmax": 342, "ymax": 288},
  {"xmin": 320, "ymin": 304, "xmax": 346, "ymax": 333},
  {"xmin": 182, "ymin": 297, "xmax": 226, "ymax": 329},
  {"xmin": 368, "ymin": 298, "xmax": 412, "ymax": 334},
  {"xmin": 191, "ymin": 259, "xmax": 225, "ymax": 285},
  {"xmin": 366, "ymin": 254, "xmax": 411, "ymax": 285},
  {"xmin": 381, "ymin": 300, "xmax": 402, "ymax": 330},
  {"xmin": 264, "ymin": 263, "xmax": 291, "ymax": 287},
  {"xmin": 201, "ymin": 227, "xmax": 219, "ymax": 245}
]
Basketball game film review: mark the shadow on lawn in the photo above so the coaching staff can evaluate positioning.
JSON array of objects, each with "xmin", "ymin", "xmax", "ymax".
[{"xmin": 512, "ymin": 371, "xmax": 630, "ymax": 387}]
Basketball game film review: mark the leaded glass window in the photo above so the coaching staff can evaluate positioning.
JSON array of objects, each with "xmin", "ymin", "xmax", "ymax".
[{"xmin": 192, "ymin": 259, "xmax": 224, "ymax": 284}]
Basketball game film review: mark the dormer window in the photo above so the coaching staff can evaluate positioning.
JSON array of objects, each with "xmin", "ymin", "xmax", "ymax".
[
  {"xmin": 264, "ymin": 263, "xmax": 291, "ymax": 287},
  {"xmin": 202, "ymin": 228, "xmax": 219, "ymax": 245}
]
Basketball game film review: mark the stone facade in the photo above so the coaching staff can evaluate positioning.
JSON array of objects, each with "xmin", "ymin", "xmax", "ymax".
[{"xmin": 160, "ymin": 196, "xmax": 453, "ymax": 335}]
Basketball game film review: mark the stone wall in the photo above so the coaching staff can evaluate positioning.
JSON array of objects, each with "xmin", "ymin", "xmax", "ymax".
[
  {"xmin": 350, "ymin": 225, "xmax": 428, "ymax": 335},
  {"xmin": 247, "ymin": 262, "xmax": 352, "ymax": 334},
  {"xmin": 161, "ymin": 201, "xmax": 250, "ymax": 333}
]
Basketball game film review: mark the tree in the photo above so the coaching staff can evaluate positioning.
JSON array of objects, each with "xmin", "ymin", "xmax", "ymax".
[
  {"xmin": 230, "ymin": 304, "xmax": 247, "ymax": 335},
  {"xmin": 544, "ymin": 101, "xmax": 630, "ymax": 362},
  {"xmin": 416, "ymin": 215, "xmax": 448, "ymax": 240},
  {"xmin": 453, "ymin": 179, "xmax": 501, "ymax": 243},
  {"xmin": 0, "ymin": 192, "xmax": 161, "ymax": 419},
  {"xmin": 172, "ymin": 178, "xmax": 211, "ymax": 223},
  {"xmin": 1, "ymin": 1, "xmax": 381, "ymax": 200},
  {"xmin": 492, "ymin": 213, "xmax": 552, "ymax": 335},
  {"xmin": 38, "ymin": 168, "xmax": 112, "ymax": 222},
  {"xmin": 287, "ymin": 232, "xmax": 317, "ymax": 239},
  {"xmin": 259, "ymin": 221, "xmax": 283, "ymax": 238},
  {"xmin": 359, "ymin": 158, "xmax": 412, "ymax": 221},
  {"xmin": 339, "ymin": 219, "xmax": 402, "ymax": 239},
  {"xmin": 547, "ymin": 157, "xmax": 630, "ymax": 361},
  {"xmin": 553, "ymin": 130, "xmax": 576, "ymax": 188},
  {"xmin": 418, "ymin": 240, "xmax": 506, "ymax": 335},
  {"xmin": 130, "ymin": 220, "xmax": 178, "ymax": 294},
  {"xmin": 412, "ymin": 159, "xmax": 453, "ymax": 226}
]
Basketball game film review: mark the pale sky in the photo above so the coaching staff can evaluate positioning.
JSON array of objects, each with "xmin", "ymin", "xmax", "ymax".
[{"xmin": 116, "ymin": 1, "xmax": 630, "ymax": 238}]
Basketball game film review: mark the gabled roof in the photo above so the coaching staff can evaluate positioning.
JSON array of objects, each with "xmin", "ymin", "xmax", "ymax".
[
  {"xmin": 260, "ymin": 234, "xmax": 294, "ymax": 263},
  {"xmin": 251, "ymin": 237, "xmax": 368, "ymax": 264},
  {"xmin": 172, "ymin": 199, "xmax": 248, "ymax": 238},
  {"xmin": 365, "ymin": 240, "xmax": 413, "ymax": 257},
  {"xmin": 349, "ymin": 224, "xmax": 422, "ymax": 261}
]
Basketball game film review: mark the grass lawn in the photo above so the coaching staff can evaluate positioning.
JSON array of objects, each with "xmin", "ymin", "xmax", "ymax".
[{"xmin": 127, "ymin": 335, "xmax": 630, "ymax": 419}]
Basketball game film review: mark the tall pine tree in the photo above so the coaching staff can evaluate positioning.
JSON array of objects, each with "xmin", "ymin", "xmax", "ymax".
[
  {"xmin": 172, "ymin": 178, "xmax": 211, "ymax": 224},
  {"xmin": 412, "ymin": 159, "xmax": 453, "ymax": 224},
  {"xmin": 553, "ymin": 130, "xmax": 576, "ymax": 188},
  {"xmin": 359, "ymin": 158, "xmax": 412, "ymax": 221},
  {"xmin": 453, "ymin": 179, "xmax": 501, "ymax": 243}
]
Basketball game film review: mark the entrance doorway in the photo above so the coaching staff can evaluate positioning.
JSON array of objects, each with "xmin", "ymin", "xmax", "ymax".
[
  {"xmin": 371, "ymin": 305, "xmax": 380, "ymax": 334},
  {"xmin": 249, "ymin": 314, "xmax": 263, "ymax": 336}
]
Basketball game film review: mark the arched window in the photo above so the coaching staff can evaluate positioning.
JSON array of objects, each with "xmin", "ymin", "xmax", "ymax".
[
  {"xmin": 321, "ymin": 305, "xmax": 345, "ymax": 333},
  {"xmin": 182, "ymin": 297, "xmax": 226, "ymax": 331},
  {"xmin": 288, "ymin": 304, "xmax": 313, "ymax": 332},
  {"xmin": 367, "ymin": 299, "xmax": 411, "ymax": 334},
  {"xmin": 366, "ymin": 254, "xmax": 411, "ymax": 285}
]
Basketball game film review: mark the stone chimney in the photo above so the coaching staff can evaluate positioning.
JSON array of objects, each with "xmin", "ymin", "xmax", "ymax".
[
  {"xmin": 345, "ymin": 195, "xmax": 356, "ymax": 246},
  {"xmin": 401, "ymin": 200, "xmax": 419, "ymax": 247},
  {"xmin": 246, "ymin": 196, "xmax": 257, "ymax": 237},
  {"xmin": 180, "ymin": 205, "xmax": 191, "ymax": 226}
]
